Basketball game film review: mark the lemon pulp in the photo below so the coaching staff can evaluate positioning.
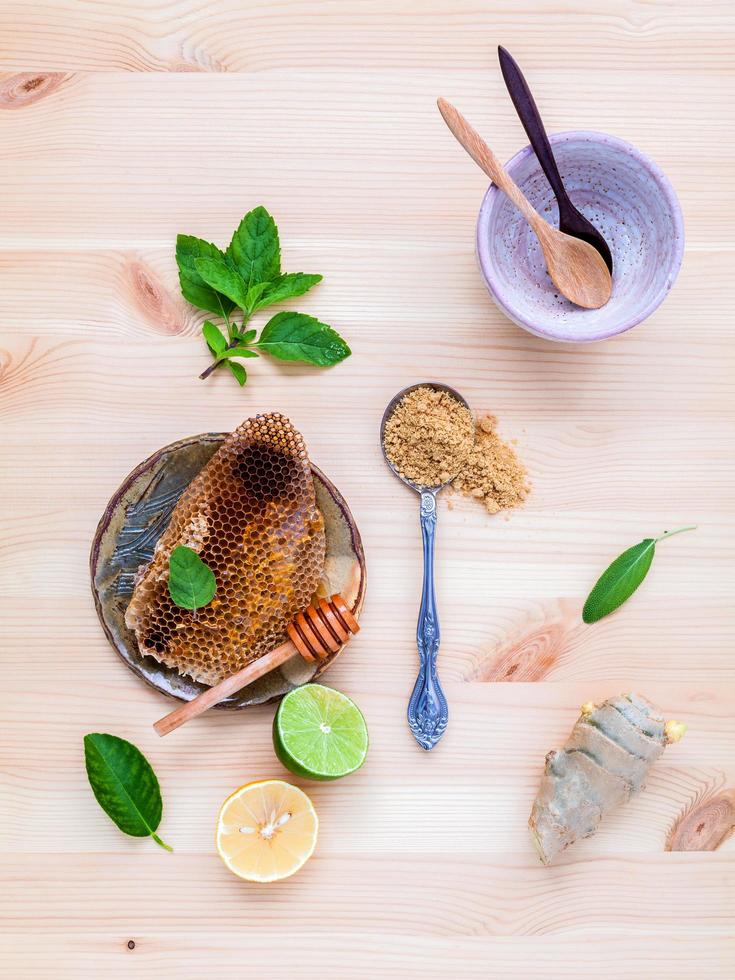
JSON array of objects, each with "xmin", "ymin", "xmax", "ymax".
[{"xmin": 216, "ymin": 779, "xmax": 318, "ymax": 882}]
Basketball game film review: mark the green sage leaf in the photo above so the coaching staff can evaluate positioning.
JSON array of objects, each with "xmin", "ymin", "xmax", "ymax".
[
  {"xmin": 168, "ymin": 545, "xmax": 216, "ymax": 610},
  {"xmin": 194, "ymin": 255, "xmax": 249, "ymax": 310},
  {"xmin": 583, "ymin": 539, "xmax": 656, "ymax": 624},
  {"xmin": 202, "ymin": 320, "xmax": 227, "ymax": 356},
  {"xmin": 176, "ymin": 235, "xmax": 235, "ymax": 317},
  {"xmin": 582, "ymin": 526, "xmax": 697, "ymax": 624},
  {"xmin": 227, "ymin": 361, "xmax": 247, "ymax": 386},
  {"xmin": 83, "ymin": 734, "xmax": 171, "ymax": 851},
  {"xmin": 256, "ymin": 311, "xmax": 351, "ymax": 366},
  {"xmin": 226, "ymin": 206, "xmax": 280, "ymax": 288},
  {"xmin": 251, "ymin": 273, "xmax": 323, "ymax": 313}
]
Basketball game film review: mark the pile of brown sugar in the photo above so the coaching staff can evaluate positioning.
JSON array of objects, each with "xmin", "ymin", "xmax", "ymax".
[
  {"xmin": 452, "ymin": 414, "xmax": 529, "ymax": 515},
  {"xmin": 383, "ymin": 385, "xmax": 529, "ymax": 515},
  {"xmin": 383, "ymin": 386, "xmax": 474, "ymax": 487}
]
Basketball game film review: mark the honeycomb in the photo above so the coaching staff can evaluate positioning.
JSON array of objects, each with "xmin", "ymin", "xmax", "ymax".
[{"xmin": 124, "ymin": 414, "xmax": 326, "ymax": 686}]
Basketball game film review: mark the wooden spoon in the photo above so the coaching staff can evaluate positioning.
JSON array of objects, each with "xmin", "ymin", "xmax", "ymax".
[{"xmin": 437, "ymin": 97, "xmax": 612, "ymax": 310}]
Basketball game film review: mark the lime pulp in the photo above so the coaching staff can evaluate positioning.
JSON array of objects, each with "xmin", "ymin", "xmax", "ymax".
[{"xmin": 273, "ymin": 684, "xmax": 369, "ymax": 781}]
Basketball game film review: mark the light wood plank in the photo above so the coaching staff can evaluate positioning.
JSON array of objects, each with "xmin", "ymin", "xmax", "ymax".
[
  {"xmin": 2, "ymin": 594, "xmax": 734, "ymax": 686},
  {"xmin": 0, "ymin": 71, "xmax": 732, "ymax": 247},
  {"xmin": 1, "ymin": 246, "xmax": 734, "ymax": 341},
  {"xmin": 3, "ymin": 674, "xmax": 734, "ymax": 855},
  {"xmin": 2, "ymin": 853, "xmax": 734, "ymax": 937},
  {"xmin": 0, "ymin": 935, "xmax": 731, "ymax": 980},
  {"xmin": 0, "ymin": 1, "xmax": 733, "ymax": 73}
]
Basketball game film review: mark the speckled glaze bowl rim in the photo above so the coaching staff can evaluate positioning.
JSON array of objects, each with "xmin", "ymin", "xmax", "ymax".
[{"xmin": 476, "ymin": 130, "xmax": 685, "ymax": 343}]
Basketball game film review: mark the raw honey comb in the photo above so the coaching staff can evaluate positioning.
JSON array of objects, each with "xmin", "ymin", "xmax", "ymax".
[{"xmin": 124, "ymin": 414, "xmax": 326, "ymax": 686}]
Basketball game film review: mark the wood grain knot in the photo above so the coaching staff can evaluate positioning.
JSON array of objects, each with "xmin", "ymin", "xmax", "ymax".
[
  {"xmin": 666, "ymin": 788, "xmax": 735, "ymax": 852},
  {"xmin": 0, "ymin": 337, "xmax": 53, "ymax": 388},
  {"xmin": 0, "ymin": 72, "xmax": 70, "ymax": 109},
  {"xmin": 125, "ymin": 260, "xmax": 185, "ymax": 335},
  {"xmin": 467, "ymin": 621, "xmax": 568, "ymax": 682}
]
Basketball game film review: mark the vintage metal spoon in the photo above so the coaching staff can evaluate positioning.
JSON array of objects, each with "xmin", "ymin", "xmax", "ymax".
[
  {"xmin": 437, "ymin": 97, "xmax": 612, "ymax": 310},
  {"xmin": 381, "ymin": 382, "xmax": 472, "ymax": 750},
  {"xmin": 498, "ymin": 45, "xmax": 613, "ymax": 273}
]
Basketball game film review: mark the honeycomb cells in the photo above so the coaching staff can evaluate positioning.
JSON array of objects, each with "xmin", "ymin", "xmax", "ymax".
[{"xmin": 124, "ymin": 414, "xmax": 326, "ymax": 686}]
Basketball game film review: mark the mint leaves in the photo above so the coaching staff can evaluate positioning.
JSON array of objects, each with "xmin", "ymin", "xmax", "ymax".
[
  {"xmin": 195, "ymin": 254, "xmax": 250, "ymax": 310},
  {"xmin": 175, "ymin": 206, "xmax": 351, "ymax": 386},
  {"xmin": 84, "ymin": 733, "xmax": 172, "ymax": 851},
  {"xmin": 251, "ymin": 273, "xmax": 323, "ymax": 312},
  {"xmin": 258, "ymin": 312, "xmax": 352, "ymax": 366},
  {"xmin": 226, "ymin": 207, "xmax": 281, "ymax": 286},
  {"xmin": 168, "ymin": 546, "xmax": 216, "ymax": 611},
  {"xmin": 176, "ymin": 236, "xmax": 236, "ymax": 318},
  {"xmin": 582, "ymin": 526, "xmax": 696, "ymax": 624}
]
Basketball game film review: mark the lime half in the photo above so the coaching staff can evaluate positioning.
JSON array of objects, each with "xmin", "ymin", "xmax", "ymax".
[{"xmin": 273, "ymin": 684, "xmax": 369, "ymax": 781}]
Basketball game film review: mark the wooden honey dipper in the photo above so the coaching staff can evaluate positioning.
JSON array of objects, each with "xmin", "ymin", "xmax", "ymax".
[{"xmin": 153, "ymin": 594, "xmax": 360, "ymax": 736}]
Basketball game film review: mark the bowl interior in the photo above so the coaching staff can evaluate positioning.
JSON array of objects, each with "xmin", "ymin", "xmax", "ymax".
[
  {"xmin": 90, "ymin": 434, "xmax": 366, "ymax": 708},
  {"xmin": 477, "ymin": 132, "xmax": 683, "ymax": 341}
]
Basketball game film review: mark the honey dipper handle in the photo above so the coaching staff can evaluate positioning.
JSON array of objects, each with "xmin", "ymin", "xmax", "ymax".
[
  {"xmin": 153, "ymin": 640, "xmax": 297, "ymax": 737},
  {"xmin": 153, "ymin": 593, "xmax": 360, "ymax": 736}
]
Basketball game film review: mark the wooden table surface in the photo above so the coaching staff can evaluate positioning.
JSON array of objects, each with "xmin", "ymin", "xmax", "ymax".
[{"xmin": 1, "ymin": 2, "xmax": 733, "ymax": 977}]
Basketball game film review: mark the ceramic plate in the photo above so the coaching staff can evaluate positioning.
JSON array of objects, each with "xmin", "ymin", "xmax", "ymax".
[{"xmin": 90, "ymin": 433, "xmax": 366, "ymax": 707}]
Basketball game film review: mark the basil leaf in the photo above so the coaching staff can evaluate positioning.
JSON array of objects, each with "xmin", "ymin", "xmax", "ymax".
[
  {"xmin": 582, "ymin": 526, "xmax": 696, "ymax": 623},
  {"xmin": 168, "ymin": 545, "xmax": 216, "ymax": 610},
  {"xmin": 226, "ymin": 206, "xmax": 280, "ymax": 288},
  {"xmin": 202, "ymin": 320, "xmax": 227, "ymax": 356},
  {"xmin": 256, "ymin": 311, "xmax": 351, "ymax": 366},
  {"xmin": 194, "ymin": 255, "xmax": 249, "ymax": 310},
  {"xmin": 251, "ymin": 273, "xmax": 322, "ymax": 313},
  {"xmin": 235, "ymin": 328, "xmax": 257, "ymax": 345},
  {"xmin": 227, "ymin": 361, "xmax": 247, "ymax": 386},
  {"xmin": 84, "ymin": 734, "xmax": 171, "ymax": 851},
  {"xmin": 176, "ymin": 235, "xmax": 235, "ymax": 317}
]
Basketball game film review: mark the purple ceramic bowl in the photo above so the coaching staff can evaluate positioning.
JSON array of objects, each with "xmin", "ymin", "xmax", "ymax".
[{"xmin": 476, "ymin": 131, "xmax": 684, "ymax": 342}]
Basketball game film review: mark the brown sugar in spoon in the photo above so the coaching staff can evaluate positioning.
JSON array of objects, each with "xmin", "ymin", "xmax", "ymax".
[{"xmin": 437, "ymin": 97, "xmax": 612, "ymax": 310}]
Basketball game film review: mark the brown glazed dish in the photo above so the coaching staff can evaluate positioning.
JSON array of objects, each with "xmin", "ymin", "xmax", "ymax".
[{"xmin": 90, "ymin": 433, "xmax": 366, "ymax": 708}]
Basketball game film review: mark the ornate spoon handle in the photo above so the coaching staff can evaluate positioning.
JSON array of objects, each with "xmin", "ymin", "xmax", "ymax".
[{"xmin": 407, "ymin": 491, "xmax": 448, "ymax": 750}]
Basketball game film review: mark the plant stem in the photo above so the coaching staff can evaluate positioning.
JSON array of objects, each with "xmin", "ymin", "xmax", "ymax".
[
  {"xmin": 217, "ymin": 297, "xmax": 234, "ymax": 341},
  {"xmin": 656, "ymin": 525, "xmax": 698, "ymax": 542},
  {"xmin": 152, "ymin": 833, "xmax": 173, "ymax": 852},
  {"xmin": 199, "ymin": 312, "xmax": 251, "ymax": 381}
]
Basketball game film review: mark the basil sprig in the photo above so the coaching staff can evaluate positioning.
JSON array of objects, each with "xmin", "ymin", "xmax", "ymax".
[
  {"xmin": 176, "ymin": 206, "xmax": 351, "ymax": 386},
  {"xmin": 583, "ymin": 526, "xmax": 697, "ymax": 623}
]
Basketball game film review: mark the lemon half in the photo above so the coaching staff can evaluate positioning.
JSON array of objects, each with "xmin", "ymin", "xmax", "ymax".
[{"xmin": 215, "ymin": 779, "xmax": 318, "ymax": 882}]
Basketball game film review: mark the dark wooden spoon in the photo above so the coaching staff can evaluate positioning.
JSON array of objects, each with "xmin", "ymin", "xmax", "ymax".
[{"xmin": 498, "ymin": 45, "xmax": 613, "ymax": 274}]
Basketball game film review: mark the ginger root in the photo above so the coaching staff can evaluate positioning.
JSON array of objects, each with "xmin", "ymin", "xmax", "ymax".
[{"xmin": 529, "ymin": 693, "xmax": 685, "ymax": 865}]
